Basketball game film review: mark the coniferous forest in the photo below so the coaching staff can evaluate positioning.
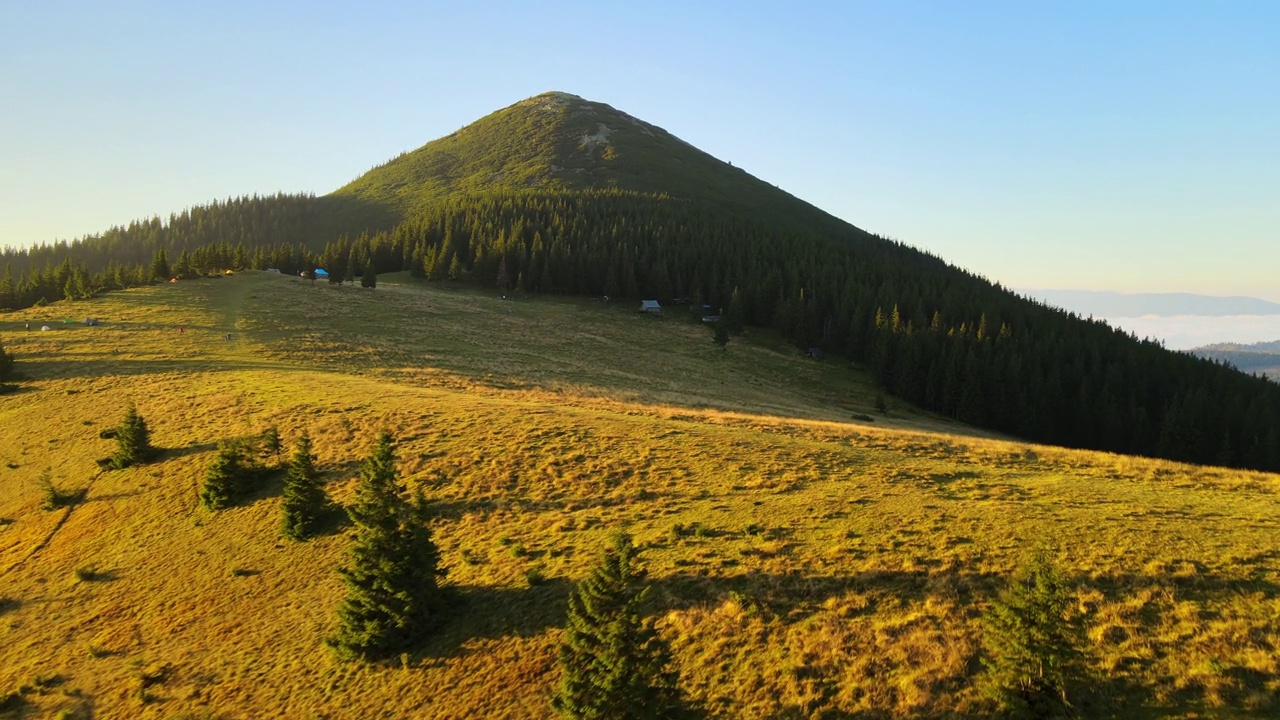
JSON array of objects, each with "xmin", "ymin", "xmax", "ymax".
[{"xmin": 4, "ymin": 186, "xmax": 1278, "ymax": 473}]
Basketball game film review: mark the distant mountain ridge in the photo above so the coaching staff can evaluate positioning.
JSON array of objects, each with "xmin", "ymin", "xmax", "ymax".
[
  {"xmin": 1191, "ymin": 340, "xmax": 1280, "ymax": 379},
  {"xmin": 1197, "ymin": 340, "xmax": 1280, "ymax": 353},
  {"xmin": 1026, "ymin": 289, "xmax": 1280, "ymax": 318}
]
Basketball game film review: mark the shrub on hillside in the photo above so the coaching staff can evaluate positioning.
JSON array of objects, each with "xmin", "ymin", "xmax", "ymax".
[{"xmin": 37, "ymin": 468, "xmax": 84, "ymax": 511}]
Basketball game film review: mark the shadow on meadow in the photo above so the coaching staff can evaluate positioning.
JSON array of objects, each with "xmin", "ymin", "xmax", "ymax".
[
  {"xmin": 409, "ymin": 562, "xmax": 1280, "ymax": 718},
  {"xmin": 156, "ymin": 441, "xmax": 221, "ymax": 461},
  {"xmin": 81, "ymin": 489, "xmax": 146, "ymax": 503},
  {"xmin": 420, "ymin": 488, "xmax": 686, "ymax": 521},
  {"xmin": 19, "ymin": 355, "xmax": 309, "ymax": 381}
]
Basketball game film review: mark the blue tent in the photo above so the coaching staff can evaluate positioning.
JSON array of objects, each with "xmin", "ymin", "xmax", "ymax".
[{"xmin": 314, "ymin": 268, "xmax": 330, "ymax": 278}]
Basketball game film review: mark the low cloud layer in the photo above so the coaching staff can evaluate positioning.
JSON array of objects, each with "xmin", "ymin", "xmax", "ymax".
[{"xmin": 1104, "ymin": 315, "xmax": 1280, "ymax": 351}]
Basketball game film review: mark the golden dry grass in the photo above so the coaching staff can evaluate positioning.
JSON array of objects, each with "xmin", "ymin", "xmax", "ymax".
[{"xmin": 0, "ymin": 272, "xmax": 1277, "ymax": 719}]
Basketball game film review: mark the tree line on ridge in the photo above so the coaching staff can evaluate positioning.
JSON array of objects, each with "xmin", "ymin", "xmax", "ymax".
[{"xmin": 2, "ymin": 189, "xmax": 1277, "ymax": 472}]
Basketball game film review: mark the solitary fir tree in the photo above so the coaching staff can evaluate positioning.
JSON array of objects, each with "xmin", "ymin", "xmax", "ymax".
[
  {"xmin": 552, "ymin": 532, "xmax": 685, "ymax": 720},
  {"xmin": 280, "ymin": 433, "xmax": 325, "ymax": 541},
  {"xmin": 979, "ymin": 552, "xmax": 1086, "ymax": 718},
  {"xmin": 200, "ymin": 441, "xmax": 249, "ymax": 510},
  {"xmin": 110, "ymin": 404, "xmax": 154, "ymax": 469},
  {"xmin": 328, "ymin": 431, "xmax": 445, "ymax": 661}
]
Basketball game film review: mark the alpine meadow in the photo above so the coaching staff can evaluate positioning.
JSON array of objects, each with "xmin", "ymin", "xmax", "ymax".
[{"xmin": 1, "ymin": 92, "xmax": 1278, "ymax": 719}]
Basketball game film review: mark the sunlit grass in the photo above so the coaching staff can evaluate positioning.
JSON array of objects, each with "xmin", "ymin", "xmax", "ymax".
[{"xmin": 0, "ymin": 272, "xmax": 1276, "ymax": 718}]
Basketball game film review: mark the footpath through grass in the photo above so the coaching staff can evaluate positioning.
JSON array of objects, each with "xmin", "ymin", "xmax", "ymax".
[{"xmin": 0, "ymin": 272, "xmax": 1277, "ymax": 719}]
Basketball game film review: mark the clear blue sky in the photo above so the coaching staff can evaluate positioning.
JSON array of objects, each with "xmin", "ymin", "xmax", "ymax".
[{"xmin": 3, "ymin": 1, "xmax": 1278, "ymax": 301}]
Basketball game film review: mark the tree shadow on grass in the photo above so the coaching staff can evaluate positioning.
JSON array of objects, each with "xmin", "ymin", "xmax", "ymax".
[
  {"xmin": 411, "ymin": 578, "xmax": 573, "ymax": 663},
  {"xmin": 310, "ymin": 501, "xmax": 353, "ymax": 538},
  {"xmin": 419, "ymin": 489, "xmax": 690, "ymax": 522},
  {"xmin": 0, "ymin": 382, "xmax": 36, "ymax": 397},
  {"xmin": 0, "ymin": 596, "xmax": 20, "ymax": 615},
  {"xmin": 155, "ymin": 441, "xmax": 221, "ymax": 461},
  {"xmin": 20, "ymin": 356, "xmax": 315, "ymax": 382},
  {"xmin": 409, "ymin": 562, "xmax": 1280, "ymax": 717},
  {"xmin": 236, "ymin": 467, "xmax": 287, "ymax": 506},
  {"xmin": 82, "ymin": 489, "xmax": 145, "ymax": 503},
  {"xmin": 319, "ymin": 459, "xmax": 363, "ymax": 484}
]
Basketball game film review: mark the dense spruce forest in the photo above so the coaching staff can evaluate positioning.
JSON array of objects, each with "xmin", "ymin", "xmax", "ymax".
[{"xmin": 4, "ymin": 187, "xmax": 1279, "ymax": 473}]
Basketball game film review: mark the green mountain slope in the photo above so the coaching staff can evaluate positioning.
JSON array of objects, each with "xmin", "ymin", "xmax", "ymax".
[
  {"xmin": 5, "ymin": 91, "xmax": 1280, "ymax": 472},
  {"xmin": 333, "ymin": 91, "xmax": 861, "ymax": 236}
]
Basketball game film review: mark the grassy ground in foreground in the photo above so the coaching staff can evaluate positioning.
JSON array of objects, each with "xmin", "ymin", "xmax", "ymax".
[{"xmin": 0, "ymin": 272, "xmax": 1277, "ymax": 719}]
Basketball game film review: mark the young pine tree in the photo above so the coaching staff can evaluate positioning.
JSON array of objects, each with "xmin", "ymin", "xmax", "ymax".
[
  {"xmin": 361, "ymin": 259, "xmax": 377, "ymax": 289},
  {"xmin": 979, "ymin": 552, "xmax": 1087, "ymax": 718},
  {"xmin": 328, "ymin": 431, "xmax": 445, "ymax": 661},
  {"xmin": 280, "ymin": 433, "xmax": 325, "ymax": 541},
  {"xmin": 111, "ymin": 404, "xmax": 154, "ymax": 469},
  {"xmin": 552, "ymin": 532, "xmax": 686, "ymax": 720},
  {"xmin": 200, "ymin": 441, "xmax": 248, "ymax": 510}
]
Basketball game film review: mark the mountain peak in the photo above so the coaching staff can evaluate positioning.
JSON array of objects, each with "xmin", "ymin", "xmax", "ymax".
[
  {"xmin": 526, "ymin": 90, "xmax": 587, "ymax": 104},
  {"xmin": 331, "ymin": 92, "xmax": 865, "ymax": 237}
]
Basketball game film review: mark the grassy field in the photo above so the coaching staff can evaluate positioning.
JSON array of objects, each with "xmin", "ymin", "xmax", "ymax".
[{"xmin": 1, "ymin": 272, "xmax": 1277, "ymax": 719}]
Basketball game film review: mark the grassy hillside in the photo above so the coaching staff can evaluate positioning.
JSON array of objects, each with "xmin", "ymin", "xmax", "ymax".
[
  {"xmin": 332, "ymin": 92, "xmax": 866, "ymax": 236},
  {"xmin": 1, "ymin": 273, "xmax": 1278, "ymax": 719}
]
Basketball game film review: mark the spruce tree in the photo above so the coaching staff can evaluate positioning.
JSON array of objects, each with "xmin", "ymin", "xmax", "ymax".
[
  {"xmin": 552, "ymin": 532, "xmax": 685, "ymax": 719},
  {"xmin": 723, "ymin": 287, "xmax": 745, "ymax": 334},
  {"xmin": 280, "ymin": 433, "xmax": 325, "ymax": 540},
  {"xmin": 173, "ymin": 250, "xmax": 195, "ymax": 279},
  {"xmin": 979, "ymin": 552, "xmax": 1086, "ymax": 718},
  {"xmin": 110, "ymin": 404, "xmax": 154, "ymax": 469},
  {"xmin": 495, "ymin": 256, "xmax": 510, "ymax": 293},
  {"xmin": 329, "ymin": 431, "xmax": 445, "ymax": 661},
  {"xmin": 361, "ymin": 259, "xmax": 377, "ymax": 288},
  {"xmin": 150, "ymin": 248, "xmax": 171, "ymax": 283},
  {"xmin": 200, "ymin": 442, "xmax": 247, "ymax": 510},
  {"xmin": 0, "ymin": 338, "xmax": 14, "ymax": 381}
]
